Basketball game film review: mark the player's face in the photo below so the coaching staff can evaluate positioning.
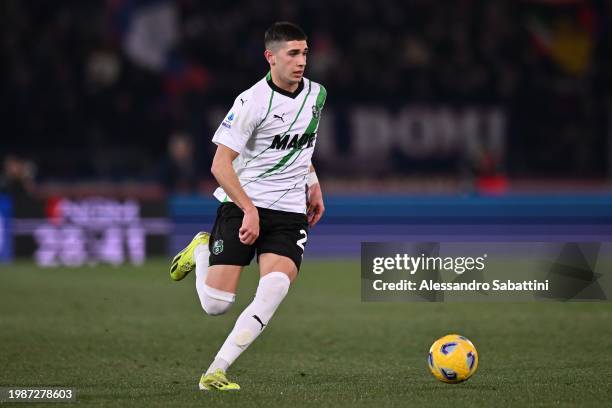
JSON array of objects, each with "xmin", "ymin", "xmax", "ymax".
[{"xmin": 273, "ymin": 40, "xmax": 308, "ymax": 84}]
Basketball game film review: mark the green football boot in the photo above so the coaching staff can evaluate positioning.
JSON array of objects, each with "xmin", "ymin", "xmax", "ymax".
[
  {"xmin": 198, "ymin": 369, "xmax": 240, "ymax": 391},
  {"xmin": 170, "ymin": 231, "xmax": 210, "ymax": 281}
]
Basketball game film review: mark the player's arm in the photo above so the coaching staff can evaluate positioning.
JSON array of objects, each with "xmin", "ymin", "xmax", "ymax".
[
  {"xmin": 306, "ymin": 164, "xmax": 325, "ymax": 227},
  {"xmin": 211, "ymin": 144, "xmax": 259, "ymax": 245},
  {"xmin": 211, "ymin": 90, "xmax": 260, "ymax": 245}
]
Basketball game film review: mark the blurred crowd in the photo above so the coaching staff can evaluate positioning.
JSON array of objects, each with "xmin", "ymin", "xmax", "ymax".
[{"xmin": 2, "ymin": 0, "xmax": 612, "ymax": 189}]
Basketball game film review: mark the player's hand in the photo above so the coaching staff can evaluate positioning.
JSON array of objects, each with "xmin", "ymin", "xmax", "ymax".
[
  {"xmin": 239, "ymin": 206, "xmax": 259, "ymax": 245},
  {"xmin": 307, "ymin": 182, "xmax": 325, "ymax": 227}
]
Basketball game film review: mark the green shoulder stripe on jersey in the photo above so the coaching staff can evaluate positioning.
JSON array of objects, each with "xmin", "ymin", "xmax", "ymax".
[
  {"xmin": 260, "ymin": 86, "xmax": 275, "ymax": 124},
  {"xmin": 304, "ymin": 84, "xmax": 327, "ymax": 135},
  {"xmin": 255, "ymin": 80, "xmax": 312, "ymax": 178}
]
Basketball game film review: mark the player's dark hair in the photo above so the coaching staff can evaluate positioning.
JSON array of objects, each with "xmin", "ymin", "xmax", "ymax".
[{"xmin": 264, "ymin": 22, "xmax": 307, "ymax": 49}]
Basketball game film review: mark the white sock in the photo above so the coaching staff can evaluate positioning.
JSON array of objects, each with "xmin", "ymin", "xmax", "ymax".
[
  {"xmin": 206, "ymin": 357, "xmax": 230, "ymax": 375},
  {"xmin": 195, "ymin": 244, "xmax": 209, "ymax": 304},
  {"xmin": 207, "ymin": 272, "xmax": 290, "ymax": 373}
]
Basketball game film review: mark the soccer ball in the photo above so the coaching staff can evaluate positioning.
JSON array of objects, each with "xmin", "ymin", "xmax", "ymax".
[{"xmin": 427, "ymin": 334, "xmax": 478, "ymax": 383}]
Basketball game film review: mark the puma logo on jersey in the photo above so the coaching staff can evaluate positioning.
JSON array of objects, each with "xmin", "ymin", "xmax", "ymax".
[
  {"xmin": 270, "ymin": 133, "xmax": 316, "ymax": 150},
  {"xmin": 273, "ymin": 113, "xmax": 286, "ymax": 122}
]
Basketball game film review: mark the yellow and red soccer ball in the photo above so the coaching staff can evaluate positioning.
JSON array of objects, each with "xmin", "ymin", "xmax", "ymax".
[{"xmin": 428, "ymin": 334, "xmax": 478, "ymax": 383}]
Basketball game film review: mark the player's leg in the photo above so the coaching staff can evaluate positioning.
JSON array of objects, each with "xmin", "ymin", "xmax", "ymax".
[
  {"xmin": 196, "ymin": 264, "xmax": 241, "ymax": 316},
  {"xmin": 218, "ymin": 254, "xmax": 296, "ymax": 354},
  {"xmin": 258, "ymin": 253, "xmax": 298, "ymax": 281},
  {"xmin": 203, "ymin": 254, "xmax": 295, "ymax": 384},
  {"xmin": 198, "ymin": 204, "xmax": 258, "ymax": 391},
  {"xmin": 170, "ymin": 230, "xmax": 241, "ymax": 315},
  {"xmin": 195, "ymin": 203, "xmax": 255, "ymax": 316},
  {"xmin": 197, "ymin": 266, "xmax": 243, "ymax": 391},
  {"xmin": 203, "ymin": 209, "xmax": 307, "ymax": 388}
]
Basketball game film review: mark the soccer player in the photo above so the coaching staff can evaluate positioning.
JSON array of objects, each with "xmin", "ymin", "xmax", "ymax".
[{"xmin": 170, "ymin": 22, "xmax": 326, "ymax": 391}]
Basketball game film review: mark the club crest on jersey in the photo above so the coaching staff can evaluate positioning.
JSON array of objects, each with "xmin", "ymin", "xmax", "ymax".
[
  {"xmin": 312, "ymin": 104, "xmax": 321, "ymax": 119},
  {"xmin": 212, "ymin": 239, "xmax": 224, "ymax": 255}
]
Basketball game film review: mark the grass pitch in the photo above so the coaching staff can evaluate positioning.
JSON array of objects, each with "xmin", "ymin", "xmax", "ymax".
[{"xmin": 1, "ymin": 260, "xmax": 611, "ymax": 407}]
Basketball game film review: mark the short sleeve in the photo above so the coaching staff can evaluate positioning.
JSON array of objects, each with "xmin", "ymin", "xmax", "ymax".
[{"xmin": 212, "ymin": 90, "xmax": 259, "ymax": 154}]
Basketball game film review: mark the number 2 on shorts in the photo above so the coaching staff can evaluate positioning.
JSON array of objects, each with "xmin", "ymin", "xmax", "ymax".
[{"xmin": 296, "ymin": 229, "xmax": 308, "ymax": 252}]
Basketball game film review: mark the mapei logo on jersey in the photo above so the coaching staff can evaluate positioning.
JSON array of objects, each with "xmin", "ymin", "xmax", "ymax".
[
  {"xmin": 270, "ymin": 133, "xmax": 316, "ymax": 150},
  {"xmin": 222, "ymin": 112, "xmax": 234, "ymax": 129},
  {"xmin": 212, "ymin": 239, "xmax": 224, "ymax": 255}
]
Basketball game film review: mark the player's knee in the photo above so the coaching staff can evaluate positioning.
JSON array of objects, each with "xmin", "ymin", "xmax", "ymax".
[
  {"xmin": 200, "ymin": 285, "xmax": 235, "ymax": 316},
  {"xmin": 269, "ymin": 280, "xmax": 289, "ymax": 298},
  {"xmin": 258, "ymin": 272, "xmax": 291, "ymax": 299},
  {"xmin": 202, "ymin": 296, "xmax": 233, "ymax": 316}
]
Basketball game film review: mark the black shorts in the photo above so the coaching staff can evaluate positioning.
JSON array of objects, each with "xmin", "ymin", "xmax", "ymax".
[{"xmin": 208, "ymin": 203, "xmax": 309, "ymax": 270}]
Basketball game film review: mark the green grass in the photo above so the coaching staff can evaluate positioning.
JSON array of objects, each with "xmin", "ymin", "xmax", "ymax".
[{"xmin": 1, "ymin": 259, "xmax": 611, "ymax": 407}]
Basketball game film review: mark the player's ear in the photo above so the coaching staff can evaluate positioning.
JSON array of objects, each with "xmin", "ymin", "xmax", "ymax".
[{"xmin": 264, "ymin": 49, "xmax": 275, "ymax": 66}]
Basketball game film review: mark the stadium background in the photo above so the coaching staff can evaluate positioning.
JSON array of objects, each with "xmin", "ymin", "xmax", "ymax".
[{"xmin": 1, "ymin": 0, "xmax": 612, "ymax": 406}]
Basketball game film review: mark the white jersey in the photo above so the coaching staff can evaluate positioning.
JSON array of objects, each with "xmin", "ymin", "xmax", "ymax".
[{"xmin": 212, "ymin": 72, "xmax": 327, "ymax": 214}]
